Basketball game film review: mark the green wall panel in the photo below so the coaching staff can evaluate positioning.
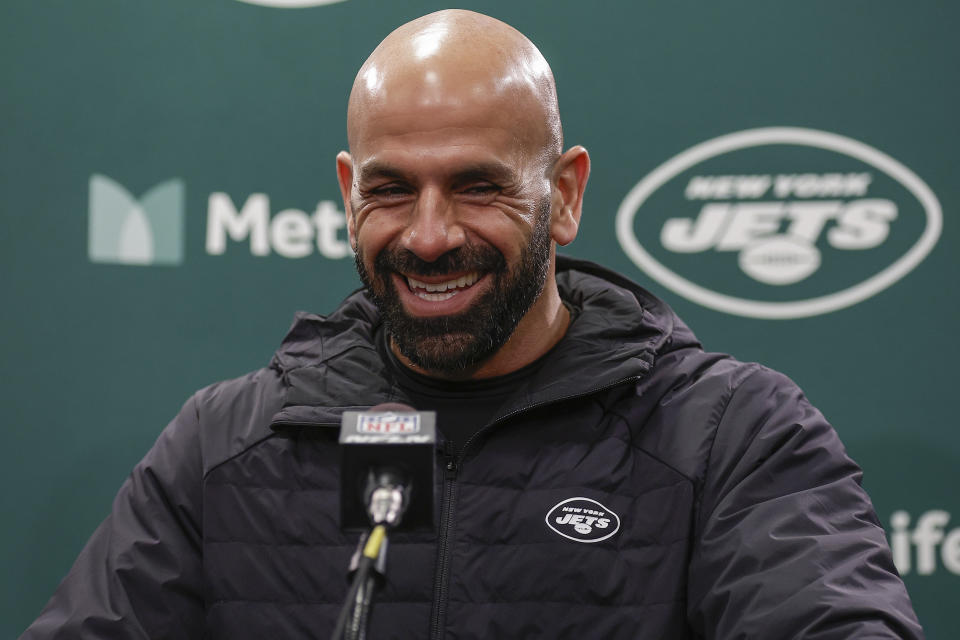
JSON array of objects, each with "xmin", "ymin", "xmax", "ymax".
[{"xmin": 2, "ymin": 1, "xmax": 956, "ymax": 636}]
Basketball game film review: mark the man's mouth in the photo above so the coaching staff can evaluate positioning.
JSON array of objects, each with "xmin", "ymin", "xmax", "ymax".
[{"xmin": 405, "ymin": 271, "xmax": 481, "ymax": 301}]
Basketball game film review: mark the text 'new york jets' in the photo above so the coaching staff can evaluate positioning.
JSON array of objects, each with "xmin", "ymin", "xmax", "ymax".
[{"xmin": 663, "ymin": 172, "xmax": 891, "ymax": 255}]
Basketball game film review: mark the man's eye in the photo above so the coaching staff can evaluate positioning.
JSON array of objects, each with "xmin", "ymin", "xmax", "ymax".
[
  {"xmin": 371, "ymin": 185, "xmax": 410, "ymax": 197},
  {"xmin": 462, "ymin": 184, "xmax": 499, "ymax": 195}
]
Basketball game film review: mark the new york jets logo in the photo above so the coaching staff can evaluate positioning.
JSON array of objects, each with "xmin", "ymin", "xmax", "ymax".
[
  {"xmin": 545, "ymin": 497, "xmax": 620, "ymax": 544},
  {"xmin": 616, "ymin": 127, "xmax": 942, "ymax": 319},
  {"xmin": 234, "ymin": 0, "xmax": 347, "ymax": 7}
]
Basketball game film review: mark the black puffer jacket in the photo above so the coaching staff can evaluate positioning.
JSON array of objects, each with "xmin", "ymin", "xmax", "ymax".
[{"xmin": 22, "ymin": 257, "xmax": 923, "ymax": 639}]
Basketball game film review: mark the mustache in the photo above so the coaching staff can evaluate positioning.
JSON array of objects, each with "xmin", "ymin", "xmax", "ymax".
[{"xmin": 374, "ymin": 244, "xmax": 506, "ymax": 278}]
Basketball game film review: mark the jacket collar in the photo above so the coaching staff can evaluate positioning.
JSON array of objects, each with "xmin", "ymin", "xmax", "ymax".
[{"xmin": 269, "ymin": 256, "xmax": 697, "ymax": 429}]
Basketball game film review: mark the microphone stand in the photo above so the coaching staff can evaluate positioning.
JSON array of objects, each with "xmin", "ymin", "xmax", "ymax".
[{"xmin": 331, "ymin": 471, "xmax": 408, "ymax": 640}]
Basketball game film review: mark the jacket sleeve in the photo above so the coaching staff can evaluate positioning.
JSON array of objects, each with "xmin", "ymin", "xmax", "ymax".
[
  {"xmin": 687, "ymin": 366, "xmax": 924, "ymax": 639},
  {"xmin": 20, "ymin": 394, "xmax": 206, "ymax": 639}
]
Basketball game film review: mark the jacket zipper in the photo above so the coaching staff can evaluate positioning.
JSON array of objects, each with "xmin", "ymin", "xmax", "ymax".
[
  {"xmin": 430, "ymin": 454, "xmax": 459, "ymax": 640},
  {"xmin": 426, "ymin": 374, "xmax": 644, "ymax": 640}
]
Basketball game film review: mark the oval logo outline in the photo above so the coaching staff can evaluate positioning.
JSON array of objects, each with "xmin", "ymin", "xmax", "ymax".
[
  {"xmin": 545, "ymin": 496, "xmax": 621, "ymax": 544},
  {"xmin": 615, "ymin": 127, "xmax": 942, "ymax": 319},
  {"xmin": 235, "ymin": 0, "xmax": 347, "ymax": 8}
]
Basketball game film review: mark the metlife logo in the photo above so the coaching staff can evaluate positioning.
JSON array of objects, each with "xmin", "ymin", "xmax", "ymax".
[
  {"xmin": 616, "ymin": 128, "xmax": 943, "ymax": 319},
  {"xmin": 88, "ymin": 175, "xmax": 185, "ymax": 266},
  {"xmin": 87, "ymin": 175, "xmax": 351, "ymax": 266},
  {"xmin": 206, "ymin": 193, "xmax": 351, "ymax": 259},
  {"xmin": 889, "ymin": 510, "xmax": 960, "ymax": 577}
]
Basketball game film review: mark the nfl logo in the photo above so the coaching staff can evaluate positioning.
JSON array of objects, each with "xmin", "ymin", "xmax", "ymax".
[{"xmin": 357, "ymin": 412, "xmax": 420, "ymax": 435}]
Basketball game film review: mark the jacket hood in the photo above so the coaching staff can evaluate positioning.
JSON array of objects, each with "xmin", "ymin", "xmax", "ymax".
[{"xmin": 268, "ymin": 255, "xmax": 700, "ymax": 428}]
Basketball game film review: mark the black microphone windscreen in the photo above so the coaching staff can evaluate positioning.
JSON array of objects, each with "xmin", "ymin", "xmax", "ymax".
[{"xmin": 339, "ymin": 405, "xmax": 436, "ymax": 531}]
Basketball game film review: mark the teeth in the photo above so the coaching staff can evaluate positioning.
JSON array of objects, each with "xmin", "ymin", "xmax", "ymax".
[
  {"xmin": 418, "ymin": 291, "xmax": 457, "ymax": 302},
  {"xmin": 406, "ymin": 272, "xmax": 479, "ymax": 297}
]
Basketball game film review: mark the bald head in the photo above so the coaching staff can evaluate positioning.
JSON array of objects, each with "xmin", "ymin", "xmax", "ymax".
[{"xmin": 347, "ymin": 9, "xmax": 562, "ymax": 162}]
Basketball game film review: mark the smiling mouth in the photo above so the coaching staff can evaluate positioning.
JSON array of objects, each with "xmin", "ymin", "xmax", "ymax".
[{"xmin": 405, "ymin": 271, "xmax": 481, "ymax": 301}]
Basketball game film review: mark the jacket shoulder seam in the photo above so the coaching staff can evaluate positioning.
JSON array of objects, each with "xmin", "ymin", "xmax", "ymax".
[
  {"xmin": 605, "ymin": 408, "xmax": 697, "ymax": 486},
  {"xmin": 695, "ymin": 363, "xmax": 765, "ymax": 530},
  {"xmin": 203, "ymin": 432, "xmax": 278, "ymax": 481}
]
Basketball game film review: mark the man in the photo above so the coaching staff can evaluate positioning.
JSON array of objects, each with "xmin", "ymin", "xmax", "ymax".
[{"xmin": 23, "ymin": 9, "xmax": 923, "ymax": 639}]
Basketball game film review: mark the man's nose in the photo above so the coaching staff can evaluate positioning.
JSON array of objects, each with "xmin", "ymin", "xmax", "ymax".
[{"xmin": 400, "ymin": 188, "xmax": 465, "ymax": 263}]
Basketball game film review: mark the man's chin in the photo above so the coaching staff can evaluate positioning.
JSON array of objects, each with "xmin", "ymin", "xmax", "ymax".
[{"xmin": 392, "ymin": 330, "xmax": 494, "ymax": 375}]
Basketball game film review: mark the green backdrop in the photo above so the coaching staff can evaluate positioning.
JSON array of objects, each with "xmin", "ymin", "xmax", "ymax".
[{"xmin": 2, "ymin": 1, "xmax": 956, "ymax": 636}]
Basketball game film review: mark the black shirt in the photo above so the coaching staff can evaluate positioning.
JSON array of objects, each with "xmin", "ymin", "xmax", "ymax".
[{"xmin": 378, "ymin": 328, "xmax": 549, "ymax": 455}]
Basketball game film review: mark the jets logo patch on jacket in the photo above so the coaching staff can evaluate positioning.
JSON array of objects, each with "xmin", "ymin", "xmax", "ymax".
[{"xmin": 545, "ymin": 497, "xmax": 621, "ymax": 543}]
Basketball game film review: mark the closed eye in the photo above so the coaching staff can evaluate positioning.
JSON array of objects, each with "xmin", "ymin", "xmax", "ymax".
[
  {"xmin": 369, "ymin": 184, "xmax": 412, "ymax": 197},
  {"xmin": 461, "ymin": 183, "xmax": 500, "ymax": 196}
]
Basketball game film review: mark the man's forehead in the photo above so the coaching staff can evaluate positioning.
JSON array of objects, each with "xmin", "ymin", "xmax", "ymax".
[
  {"xmin": 350, "ymin": 65, "xmax": 544, "ymax": 143},
  {"xmin": 355, "ymin": 157, "xmax": 518, "ymax": 184}
]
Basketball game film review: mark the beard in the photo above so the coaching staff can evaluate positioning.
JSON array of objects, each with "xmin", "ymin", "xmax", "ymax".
[{"xmin": 355, "ymin": 198, "xmax": 552, "ymax": 376}]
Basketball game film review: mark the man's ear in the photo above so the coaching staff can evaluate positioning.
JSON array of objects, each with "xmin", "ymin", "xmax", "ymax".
[
  {"xmin": 549, "ymin": 145, "xmax": 590, "ymax": 246},
  {"xmin": 336, "ymin": 151, "xmax": 356, "ymax": 247}
]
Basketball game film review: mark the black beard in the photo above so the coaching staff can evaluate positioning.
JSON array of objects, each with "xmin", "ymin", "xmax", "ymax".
[{"xmin": 355, "ymin": 199, "xmax": 552, "ymax": 376}]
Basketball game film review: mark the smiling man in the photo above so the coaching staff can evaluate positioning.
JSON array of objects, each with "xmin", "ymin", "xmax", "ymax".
[
  {"xmin": 337, "ymin": 12, "xmax": 586, "ymax": 380},
  {"xmin": 22, "ymin": 9, "xmax": 923, "ymax": 640}
]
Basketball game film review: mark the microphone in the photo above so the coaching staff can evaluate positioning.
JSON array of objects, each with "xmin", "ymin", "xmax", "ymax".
[
  {"xmin": 333, "ymin": 404, "xmax": 435, "ymax": 639},
  {"xmin": 339, "ymin": 403, "xmax": 436, "ymax": 531}
]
